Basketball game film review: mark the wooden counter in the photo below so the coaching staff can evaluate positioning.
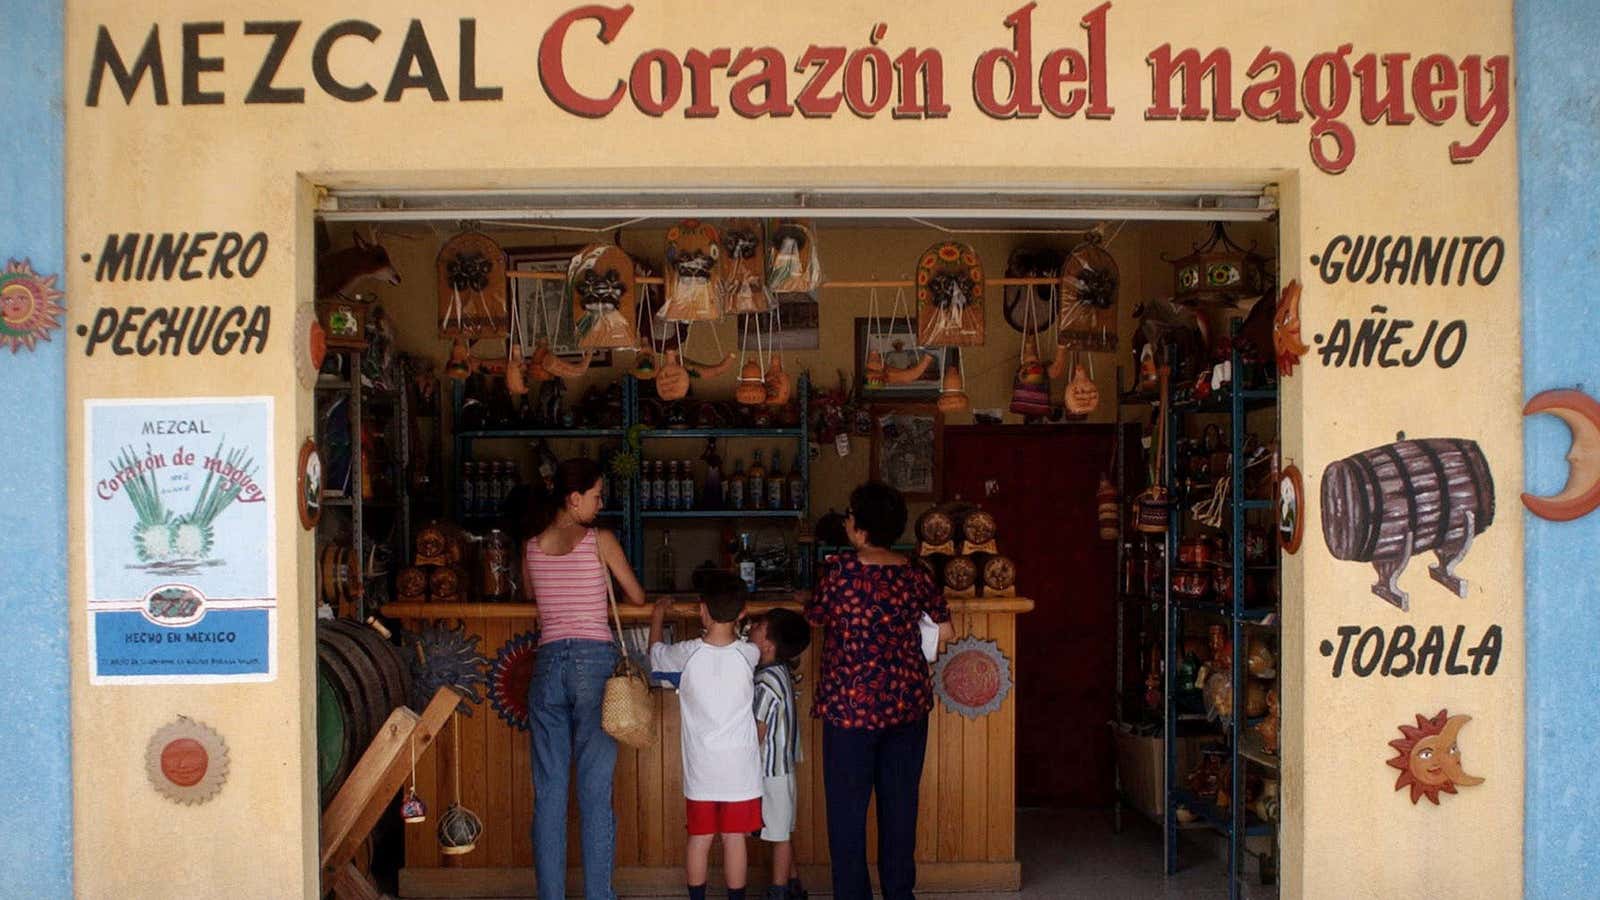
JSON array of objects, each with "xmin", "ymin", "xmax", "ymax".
[{"xmin": 388, "ymin": 596, "xmax": 1034, "ymax": 897}]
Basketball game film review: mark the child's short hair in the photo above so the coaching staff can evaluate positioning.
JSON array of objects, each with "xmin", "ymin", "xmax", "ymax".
[
  {"xmin": 699, "ymin": 570, "xmax": 747, "ymax": 623},
  {"xmin": 763, "ymin": 608, "xmax": 811, "ymax": 663}
]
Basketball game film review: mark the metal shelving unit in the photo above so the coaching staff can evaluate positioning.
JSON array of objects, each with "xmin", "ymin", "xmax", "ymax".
[{"xmin": 1156, "ymin": 325, "xmax": 1281, "ymax": 898}]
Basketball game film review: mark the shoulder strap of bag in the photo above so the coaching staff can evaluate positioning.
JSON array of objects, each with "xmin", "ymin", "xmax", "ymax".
[{"xmin": 595, "ymin": 533, "xmax": 637, "ymax": 677}]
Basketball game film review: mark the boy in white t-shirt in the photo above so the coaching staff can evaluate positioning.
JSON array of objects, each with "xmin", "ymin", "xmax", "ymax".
[{"xmin": 649, "ymin": 572, "xmax": 762, "ymax": 900}]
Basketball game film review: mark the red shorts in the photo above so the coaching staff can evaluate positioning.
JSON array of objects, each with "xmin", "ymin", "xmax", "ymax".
[{"xmin": 685, "ymin": 798, "xmax": 763, "ymax": 836}]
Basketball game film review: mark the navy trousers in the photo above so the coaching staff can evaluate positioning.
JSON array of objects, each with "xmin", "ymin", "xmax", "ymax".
[{"xmin": 822, "ymin": 716, "xmax": 930, "ymax": 900}]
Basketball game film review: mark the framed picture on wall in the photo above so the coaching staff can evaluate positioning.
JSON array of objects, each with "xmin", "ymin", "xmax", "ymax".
[
  {"xmin": 853, "ymin": 317, "xmax": 943, "ymax": 402},
  {"xmin": 870, "ymin": 405, "xmax": 943, "ymax": 501},
  {"xmin": 507, "ymin": 245, "xmax": 613, "ymax": 366}
]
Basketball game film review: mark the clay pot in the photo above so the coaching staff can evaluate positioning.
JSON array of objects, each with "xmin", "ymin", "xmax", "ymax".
[
  {"xmin": 444, "ymin": 338, "xmax": 472, "ymax": 380},
  {"xmin": 632, "ymin": 346, "xmax": 658, "ymax": 381},
  {"xmin": 505, "ymin": 357, "xmax": 528, "ymax": 396},
  {"xmin": 1178, "ymin": 537, "xmax": 1218, "ymax": 567},
  {"xmin": 938, "ymin": 353, "xmax": 969, "ymax": 413}
]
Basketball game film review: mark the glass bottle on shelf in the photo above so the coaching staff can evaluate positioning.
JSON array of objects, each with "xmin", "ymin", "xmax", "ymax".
[
  {"xmin": 748, "ymin": 450, "xmax": 766, "ymax": 511},
  {"xmin": 701, "ymin": 438, "xmax": 723, "ymax": 509},
  {"xmin": 679, "ymin": 460, "xmax": 696, "ymax": 511},
  {"xmin": 667, "ymin": 460, "xmax": 682, "ymax": 511},
  {"xmin": 787, "ymin": 461, "xmax": 804, "ymax": 511},
  {"xmin": 735, "ymin": 532, "xmax": 757, "ymax": 593},
  {"xmin": 461, "ymin": 461, "xmax": 478, "ymax": 517},
  {"xmin": 532, "ymin": 439, "xmax": 559, "ymax": 490},
  {"xmin": 651, "ymin": 461, "xmax": 667, "ymax": 511},
  {"xmin": 728, "ymin": 458, "xmax": 746, "ymax": 511},
  {"xmin": 654, "ymin": 531, "xmax": 677, "ymax": 592},
  {"xmin": 768, "ymin": 449, "xmax": 786, "ymax": 510}
]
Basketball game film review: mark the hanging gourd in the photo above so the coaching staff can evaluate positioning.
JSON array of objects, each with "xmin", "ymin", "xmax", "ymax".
[
  {"xmin": 544, "ymin": 348, "xmax": 594, "ymax": 379},
  {"xmin": 736, "ymin": 359, "xmax": 766, "ymax": 405},
  {"xmin": 444, "ymin": 338, "xmax": 473, "ymax": 380},
  {"xmin": 1065, "ymin": 358, "xmax": 1101, "ymax": 416},
  {"xmin": 917, "ymin": 241, "xmax": 985, "ymax": 347},
  {"xmin": 1010, "ymin": 333, "xmax": 1051, "ymax": 417},
  {"xmin": 663, "ymin": 220, "xmax": 722, "ymax": 321},
  {"xmin": 567, "ymin": 243, "xmax": 638, "ymax": 349},
  {"xmin": 765, "ymin": 352, "xmax": 793, "ymax": 406},
  {"xmin": 1057, "ymin": 237, "xmax": 1119, "ymax": 352},
  {"xmin": 656, "ymin": 349, "xmax": 690, "ymax": 401},
  {"xmin": 528, "ymin": 338, "xmax": 554, "ymax": 383},
  {"xmin": 766, "ymin": 219, "xmax": 822, "ymax": 296},
  {"xmin": 718, "ymin": 219, "xmax": 770, "ymax": 313},
  {"xmin": 1009, "ymin": 286, "xmax": 1052, "ymax": 417},
  {"xmin": 1096, "ymin": 475, "xmax": 1119, "ymax": 540},
  {"xmin": 437, "ymin": 715, "xmax": 483, "ymax": 855},
  {"xmin": 436, "ymin": 232, "xmax": 508, "ymax": 338},
  {"xmin": 629, "ymin": 280, "xmax": 663, "ymax": 381},
  {"xmin": 505, "ymin": 270, "xmax": 532, "ymax": 397},
  {"xmin": 938, "ymin": 347, "xmax": 970, "ymax": 414}
]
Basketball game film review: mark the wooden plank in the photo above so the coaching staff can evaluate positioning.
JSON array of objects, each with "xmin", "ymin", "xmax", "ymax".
[
  {"xmin": 636, "ymin": 690, "xmax": 666, "ymax": 866},
  {"xmin": 792, "ymin": 637, "xmax": 817, "ymax": 865},
  {"xmin": 614, "ymin": 703, "xmax": 640, "ymax": 867},
  {"xmin": 986, "ymin": 613, "xmax": 1017, "ymax": 862},
  {"xmin": 662, "ymin": 691, "xmax": 687, "ymax": 865},
  {"xmin": 511, "ymin": 673, "xmax": 533, "ymax": 867},
  {"xmin": 937, "ymin": 692, "xmax": 964, "ymax": 861},
  {"xmin": 408, "ymin": 701, "xmax": 443, "ymax": 870},
  {"xmin": 330, "ymin": 862, "xmax": 382, "ymax": 900},
  {"xmin": 322, "ymin": 687, "xmax": 459, "ymax": 879},
  {"xmin": 915, "ymin": 695, "xmax": 939, "ymax": 863},
  {"xmin": 960, "ymin": 614, "xmax": 990, "ymax": 861},
  {"xmin": 398, "ymin": 860, "xmax": 1021, "ymax": 897},
  {"xmin": 459, "ymin": 630, "xmax": 491, "ymax": 870},
  {"xmin": 481, "ymin": 620, "xmax": 514, "ymax": 867}
]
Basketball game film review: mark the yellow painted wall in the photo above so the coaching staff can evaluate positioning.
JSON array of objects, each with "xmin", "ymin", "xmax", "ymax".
[{"xmin": 65, "ymin": 2, "xmax": 1520, "ymax": 898}]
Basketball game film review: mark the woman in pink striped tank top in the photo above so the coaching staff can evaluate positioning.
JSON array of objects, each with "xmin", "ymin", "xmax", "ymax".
[{"xmin": 522, "ymin": 458, "xmax": 645, "ymax": 900}]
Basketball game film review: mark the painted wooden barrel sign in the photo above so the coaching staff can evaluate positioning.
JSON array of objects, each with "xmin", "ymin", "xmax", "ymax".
[{"xmin": 1320, "ymin": 437, "xmax": 1495, "ymax": 610}]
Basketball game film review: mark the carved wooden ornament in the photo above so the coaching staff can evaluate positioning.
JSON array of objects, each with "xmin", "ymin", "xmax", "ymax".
[
  {"xmin": 1520, "ymin": 388, "xmax": 1600, "ymax": 521},
  {"xmin": 146, "ymin": 717, "xmax": 229, "ymax": 805}
]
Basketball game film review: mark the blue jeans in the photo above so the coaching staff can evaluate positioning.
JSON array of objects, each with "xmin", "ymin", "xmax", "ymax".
[{"xmin": 528, "ymin": 638, "xmax": 620, "ymax": 900}]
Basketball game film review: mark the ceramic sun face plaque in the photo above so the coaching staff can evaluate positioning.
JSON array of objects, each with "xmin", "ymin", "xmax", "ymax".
[
  {"xmin": 436, "ymin": 231, "xmax": 508, "ymax": 338},
  {"xmin": 718, "ymin": 219, "xmax": 769, "ymax": 313},
  {"xmin": 567, "ymin": 243, "xmax": 638, "ymax": 349},
  {"xmin": 1387, "ymin": 709, "xmax": 1485, "ymax": 805},
  {"xmin": 662, "ymin": 220, "xmax": 722, "ymax": 321},
  {"xmin": 917, "ymin": 241, "xmax": 985, "ymax": 347},
  {"xmin": 0, "ymin": 258, "xmax": 65, "ymax": 352}
]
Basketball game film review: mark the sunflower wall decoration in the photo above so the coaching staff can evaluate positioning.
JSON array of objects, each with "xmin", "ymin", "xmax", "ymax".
[
  {"xmin": 0, "ymin": 258, "xmax": 65, "ymax": 353},
  {"xmin": 916, "ymin": 242, "xmax": 985, "ymax": 347}
]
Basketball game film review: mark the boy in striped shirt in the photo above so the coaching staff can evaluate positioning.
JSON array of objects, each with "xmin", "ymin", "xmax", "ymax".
[{"xmin": 749, "ymin": 608, "xmax": 812, "ymax": 900}]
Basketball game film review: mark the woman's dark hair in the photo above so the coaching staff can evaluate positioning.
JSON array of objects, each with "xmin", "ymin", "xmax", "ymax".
[
  {"xmin": 528, "ymin": 457, "xmax": 603, "ymax": 536},
  {"xmin": 848, "ymin": 481, "xmax": 907, "ymax": 549}
]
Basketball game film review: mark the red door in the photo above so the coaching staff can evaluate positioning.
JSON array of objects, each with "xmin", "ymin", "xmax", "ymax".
[{"xmin": 942, "ymin": 424, "xmax": 1122, "ymax": 808}]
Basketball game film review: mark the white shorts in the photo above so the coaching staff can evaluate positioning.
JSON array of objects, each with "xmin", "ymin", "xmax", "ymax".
[{"xmin": 760, "ymin": 773, "xmax": 797, "ymax": 842}]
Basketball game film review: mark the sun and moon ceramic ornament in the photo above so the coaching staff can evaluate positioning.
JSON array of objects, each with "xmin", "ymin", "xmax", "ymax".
[
  {"xmin": 0, "ymin": 258, "xmax": 65, "ymax": 353},
  {"xmin": 1521, "ymin": 388, "xmax": 1600, "ymax": 521},
  {"xmin": 917, "ymin": 241, "xmax": 985, "ymax": 347},
  {"xmin": 402, "ymin": 621, "xmax": 489, "ymax": 715},
  {"xmin": 146, "ymin": 717, "xmax": 229, "ymax": 805},
  {"xmin": 1273, "ymin": 279, "xmax": 1309, "ymax": 377},
  {"xmin": 1386, "ymin": 709, "xmax": 1485, "ymax": 805}
]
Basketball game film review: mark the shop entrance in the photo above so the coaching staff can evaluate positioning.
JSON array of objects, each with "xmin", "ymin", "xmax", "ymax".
[{"xmin": 307, "ymin": 186, "xmax": 1282, "ymax": 898}]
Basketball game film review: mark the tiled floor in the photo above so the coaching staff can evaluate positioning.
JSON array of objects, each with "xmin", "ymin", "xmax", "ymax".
[{"xmin": 604, "ymin": 807, "xmax": 1276, "ymax": 900}]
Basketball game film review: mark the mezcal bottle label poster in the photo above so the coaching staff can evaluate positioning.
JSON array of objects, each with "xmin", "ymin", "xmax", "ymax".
[{"xmin": 84, "ymin": 397, "xmax": 276, "ymax": 683}]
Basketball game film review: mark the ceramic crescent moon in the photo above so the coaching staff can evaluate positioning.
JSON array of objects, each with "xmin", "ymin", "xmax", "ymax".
[
  {"xmin": 1436, "ymin": 715, "xmax": 1486, "ymax": 787},
  {"xmin": 1521, "ymin": 388, "xmax": 1600, "ymax": 521}
]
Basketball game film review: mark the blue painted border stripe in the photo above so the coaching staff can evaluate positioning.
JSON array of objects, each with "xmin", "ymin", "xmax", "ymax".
[
  {"xmin": 1518, "ymin": 1, "xmax": 1600, "ymax": 897},
  {"xmin": 0, "ymin": 0, "xmax": 71, "ymax": 896}
]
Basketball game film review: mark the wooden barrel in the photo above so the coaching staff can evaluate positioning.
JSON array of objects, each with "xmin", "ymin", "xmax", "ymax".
[
  {"xmin": 1320, "ymin": 438, "xmax": 1495, "ymax": 562},
  {"xmin": 916, "ymin": 508, "xmax": 956, "ymax": 548},
  {"xmin": 942, "ymin": 555, "xmax": 978, "ymax": 592},
  {"xmin": 959, "ymin": 509, "xmax": 997, "ymax": 547},
  {"xmin": 980, "ymin": 554, "xmax": 1017, "ymax": 595},
  {"xmin": 316, "ymin": 619, "xmax": 412, "ymax": 807}
]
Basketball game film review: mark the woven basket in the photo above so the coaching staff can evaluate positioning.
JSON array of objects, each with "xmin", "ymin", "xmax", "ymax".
[{"xmin": 602, "ymin": 658, "xmax": 655, "ymax": 748}]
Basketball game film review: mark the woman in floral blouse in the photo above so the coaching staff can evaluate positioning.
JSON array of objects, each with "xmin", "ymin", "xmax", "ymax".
[{"xmin": 805, "ymin": 481, "xmax": 954, "ymax": 900}]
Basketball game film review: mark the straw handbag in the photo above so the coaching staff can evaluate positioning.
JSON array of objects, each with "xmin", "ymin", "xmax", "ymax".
[{"xmin": 599, "ymin": 549, "xmax": 655, "ymax": 748}]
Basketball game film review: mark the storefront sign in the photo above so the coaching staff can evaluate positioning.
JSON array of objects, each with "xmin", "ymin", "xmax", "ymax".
[
  {"xmin": 80, "ymin": 3, "xmax": 1510, "ymax": 174},
  {"xmin": 84, "ymin": 396, "xmax": 275, "ymax": 683}
]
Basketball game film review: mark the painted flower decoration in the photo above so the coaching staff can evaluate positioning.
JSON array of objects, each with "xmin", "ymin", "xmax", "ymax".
[{"xmin": 0, "ymin": 258, "xmax": 65, "ymax": 352}]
